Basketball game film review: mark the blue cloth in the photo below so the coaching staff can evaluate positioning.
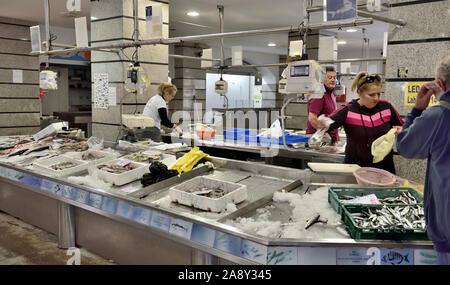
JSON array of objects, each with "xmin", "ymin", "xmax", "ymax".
[
  {"xmin": 396, "ymin": 90, "xmax": 450, "ymax": 253},
  {"xmin": 437, "ymin": 251, "xmax": 450, "ymax": 265}
]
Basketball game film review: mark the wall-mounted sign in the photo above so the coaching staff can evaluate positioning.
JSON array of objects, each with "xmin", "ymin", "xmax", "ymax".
[
  {"xmin": 325, "ymin": 0, "xmax": 357, "ymax": 21},
  {"xmin": 404, "ymin": 82, "xmax": 439, "ymax": 107},
  {"xmin": 94, "ymin": 73, "xmax": 110, "ymax": 109}
]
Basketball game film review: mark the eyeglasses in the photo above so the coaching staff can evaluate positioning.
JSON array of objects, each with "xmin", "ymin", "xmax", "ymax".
[{"xmin": 359, "ymin": 74, "xmax": 381, "ymax": 89}]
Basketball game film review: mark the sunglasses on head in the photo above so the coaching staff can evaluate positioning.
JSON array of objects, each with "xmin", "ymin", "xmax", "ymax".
[{"xmin": 359, "ymin": 74, "xmax": 381, "ymax": 89}]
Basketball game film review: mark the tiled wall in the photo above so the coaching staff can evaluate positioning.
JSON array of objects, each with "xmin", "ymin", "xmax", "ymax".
[
  {"xmin": 385, "ymin": 0, "xmax": 449, "ymax": 184},
  {"xmin": 0, "ymin": 17, "xmax": 40, "ymax": 136},
  {"xmin": 169, "ymin": 43, "xmax": 208, "ymax": 122}
]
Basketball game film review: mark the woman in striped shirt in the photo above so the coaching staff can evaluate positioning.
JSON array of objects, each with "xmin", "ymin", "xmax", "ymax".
[{"xmin": 321, "ymin": 72, "xmax": 404, "ymax": 173}]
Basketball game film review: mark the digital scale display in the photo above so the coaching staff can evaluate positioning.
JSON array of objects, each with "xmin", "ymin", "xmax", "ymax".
[{"xmin": 290, "ymin": 65, "xmax": 310, "ymax": 77}]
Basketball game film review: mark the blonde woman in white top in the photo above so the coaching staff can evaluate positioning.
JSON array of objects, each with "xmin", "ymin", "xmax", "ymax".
[{"xmin": 140, "ymin": 82, "xmax": 178, "ymax": 142}]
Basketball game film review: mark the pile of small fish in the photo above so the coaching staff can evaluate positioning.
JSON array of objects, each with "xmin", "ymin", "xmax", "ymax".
[
  {"xmin": 379, "ymin": 192, "xmax": 418, "ymax": 204},
  {"xmin": 351, "ymin": 205, "xmax": 425, "ymax": 230},
  {"xmin": 57, "ymin": 141, "xmax": 89, "ymax": 152},
  {"xmin": 190, "ymin": 187, "xmax": 225, "ymax": 199},
  {"xmin": 50, "ymin": 161, "xmax": 78, "ymax": 171},
  {"xmin": 339, "ymin": 192, "xmax": 418, "ymax": 205},
  {"xmin": 97, "ymin": 163, "xmax": 136, "ymax": 174},
  {"xmin": 0, "ymin": 137, "xmax": 28, "ymax": 151},
  {"xmin": 0, "ymin": 143, "xmax": 33, "ymax": 156},
  {"xmin": 124, "ymin": 151, "xmax": 161, "ymax": 162}
]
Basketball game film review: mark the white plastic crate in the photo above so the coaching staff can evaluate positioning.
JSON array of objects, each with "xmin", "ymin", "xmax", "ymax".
[
  {"xmin": 95, "ymin": 159, "xmax": 149, "ymax": 186},
  {"xmin": 33, "ymin": 155, "xmax": 88, "ymax": 177},
  {"xmin": 169, "ymin": 176, "xmax": 247, "ymax": 212},
  {"xmin": 63, "ymin": 149, "xmax": 119, "ymax": 166}
]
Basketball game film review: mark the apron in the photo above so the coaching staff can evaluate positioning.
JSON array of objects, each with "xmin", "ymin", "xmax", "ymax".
[{"xmin": 134, "ymin": 127, "xmax": 162, "ymax": 142}]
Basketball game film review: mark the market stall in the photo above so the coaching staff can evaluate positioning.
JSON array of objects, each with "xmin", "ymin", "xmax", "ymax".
[{"xmin": 0, "ymin": 135, "xmax": 434, "ymax": 265}]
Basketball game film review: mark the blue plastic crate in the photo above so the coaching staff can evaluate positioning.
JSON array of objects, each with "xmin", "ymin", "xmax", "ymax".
[
  {"xmin": 223, "ymin": 129, "xmax": 250, "ymax": 140},
  {"xmin": 259, "ymin": 133, "xmax": 309, "ymax": 145},
  {"xmin": 284, "ymin": 134, "xmax": 309, "ymax": 144},
  {"xmin": 244, "ymin": 134, "xmax": 260, "ymax": 143}
]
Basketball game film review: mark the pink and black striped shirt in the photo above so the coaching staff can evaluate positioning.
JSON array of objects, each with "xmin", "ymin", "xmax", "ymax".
[{"xmin": 328, "ymin": 99, "xmax": 404, "ymax": 166}]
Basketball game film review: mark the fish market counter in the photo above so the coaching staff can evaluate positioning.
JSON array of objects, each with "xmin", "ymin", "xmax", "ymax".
[
  {"xmin": 162, "ymin": 133, "xmax": 345, "ymax": 165},
  {"xmin": 0, "ymin": 151, "xmax": 435, "ymax": 265}
]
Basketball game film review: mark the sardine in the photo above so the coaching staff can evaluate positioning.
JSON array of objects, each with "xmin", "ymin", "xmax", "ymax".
[{"xmin": 305, "ymin": 213, "xmax": 328, "ymax": 230}]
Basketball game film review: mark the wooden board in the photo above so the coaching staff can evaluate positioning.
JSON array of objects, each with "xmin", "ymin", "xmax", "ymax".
[{"xmin": 307, "ymin": 162, "xmax": 360, "ymax": 173}]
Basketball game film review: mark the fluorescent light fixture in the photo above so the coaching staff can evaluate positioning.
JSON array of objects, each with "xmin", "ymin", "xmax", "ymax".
[
  {"xmin": 187, "ymin": 11, "xmax": 199, "ymax": 17},
  {"xmin": 337, "ymin": 40, "xmax": 347, "ymax": 45},
  {"xmin": 346, "ymin": 28, "xmax": 357, "ymax": 32},
  {"xmin": 90, "ymin": 16, "xmax": 98, "ymax": 20},
  {"xmin": 268, "ymin": 43, "xmax": 277, "ymax": 47}
]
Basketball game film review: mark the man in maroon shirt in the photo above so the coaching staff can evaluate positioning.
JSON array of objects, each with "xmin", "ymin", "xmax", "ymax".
[{"xmin": 306, "ymin": 66, "xmax": 339, "ymax": 142}]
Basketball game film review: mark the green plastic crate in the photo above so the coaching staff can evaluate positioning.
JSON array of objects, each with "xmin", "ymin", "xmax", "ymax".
[
  {"xmin": 342, "ymin": 204, "xmax": 428, "ymax": 241},
  {"xmin": 328, "ymin": 186, "xmax": 423, "ymax": 216}
]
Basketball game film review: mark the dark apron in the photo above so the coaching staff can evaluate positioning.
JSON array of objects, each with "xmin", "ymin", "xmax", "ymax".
[{"xmin": 134, "ymin": 126, "xmax": 162, "ymax": 142}]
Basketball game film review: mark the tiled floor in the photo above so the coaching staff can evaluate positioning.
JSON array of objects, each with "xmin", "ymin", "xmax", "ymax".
[{"xmin": 0, "ymin": 211, "xmax": 115, "ymax": 265}]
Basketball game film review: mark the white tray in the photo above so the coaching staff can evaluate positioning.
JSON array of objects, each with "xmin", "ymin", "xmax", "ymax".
[
  {"xmin": 33, "ymin": 155, "xmax": 88, "ymax": 177},
  {"xmin": 96, "ymin": 159, "xmax": 149, "ymax": 186},
  {"xmin": 63, "ymin": 149, "xmax": 119, "ymax": 166},
  {"xmin": 307, "ymin": 162, "xmax": 360, "ymax": 174},
  {"xmin": 169, "ymin": 176, "xmax": 247, "ymax": 212}
]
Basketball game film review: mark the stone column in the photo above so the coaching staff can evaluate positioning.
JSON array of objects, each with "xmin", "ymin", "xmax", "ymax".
[
  {"xmin": 283, "ymin": 30, "xmax": 320, "ymax": 131},
  {"xmin": 0, "ymin": 17, "xmax": 40, "ymax": 136},
  {"xmin": 170, "ymin": 43, "xmax": 207, "ymax": 123},
  {"xmin": 90, "ymin": 0, "xmax": 169, "ymax": 142},
  {"xmin": 384, "ymin": 0, "xmax": 449, "ymax": 183}
]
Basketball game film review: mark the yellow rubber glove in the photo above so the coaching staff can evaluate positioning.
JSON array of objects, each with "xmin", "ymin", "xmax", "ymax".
[
  {"xmin": 371, "ymin": 128, "xmax": 397, "ymax": 163},
  {"xmin": 170, "ymin": 147, "xmax": 209, "ymax": 174}
]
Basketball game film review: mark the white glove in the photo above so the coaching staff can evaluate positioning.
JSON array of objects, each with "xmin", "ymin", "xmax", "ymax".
[{"xmin": 173, "ymin": 126, "xmax": 183, "ymax": 136}]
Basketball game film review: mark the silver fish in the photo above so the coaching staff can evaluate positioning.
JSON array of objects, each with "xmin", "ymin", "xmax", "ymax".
[{"xmin": 305, "ymin": 213, "xmax": 328, "ymax": 230}]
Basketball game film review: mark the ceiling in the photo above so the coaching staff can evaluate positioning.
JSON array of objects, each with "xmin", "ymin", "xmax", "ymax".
[
  {"xmin": 0, "ymin": 0, "xmax": 391, "ymax": 56},
  {"xmin": 0, "ymin": 0, "xmax": 90, "ymax": 27}
]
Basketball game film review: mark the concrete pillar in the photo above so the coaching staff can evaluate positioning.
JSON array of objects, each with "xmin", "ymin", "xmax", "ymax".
[
  {"xmin": 0, "ymin": 17, "xmax": 40, "ymax": 136},
  {"xmin": 90, "ymin": 0, "xmax": 169, "ymax": 142},
  {"xmin": 282, "ymin": 30, "xmax": 320, "ymax": 131},
  {"xmin": 384, "ymin": 0, "xmax": 449, "ymax": 184},
  {"xmin": 170, "ymin": 43, "xmax": 208, "ymax": 122}
]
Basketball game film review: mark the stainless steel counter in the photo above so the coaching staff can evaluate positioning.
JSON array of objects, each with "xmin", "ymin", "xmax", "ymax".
[
  {"xmin": 163, "ymin": 133, "xmax": 345, "ymax": 163},
  {"xmin": 0, "ymin": 150, "xmax": 434, "ymax": 265}
]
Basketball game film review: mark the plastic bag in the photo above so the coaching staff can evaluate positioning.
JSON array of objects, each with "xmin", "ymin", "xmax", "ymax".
[
  {"xmin": 309, "ymin": 115, "xmax": 335, "ymax": 145},
  {"xmin": 318, "ymin": 114, "xmax": 335, "ymax": 128},
  {"xmin": 269, "ymin": 119, "xmax": 283, "ymax": 138},
  {"xmin": 39, "ymin": 70, "xmax": 58, "ymax": 90},
  {"xmin": 258, "ymin": 119, "xmax": 283, "ymax": 138},
  {"xmin": 87, "ymin": 136, "xmax": 104, "ymax": 150},
  {"xmin": 172, "ymin": 126, "xmax": 183, "ymax": 136},
  {"xmin": 371, "ymin": 128, "xmax": 397, "ymax": 163}
]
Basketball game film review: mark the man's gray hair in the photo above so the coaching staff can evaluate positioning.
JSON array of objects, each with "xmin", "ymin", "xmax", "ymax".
[{"xmin": 436, "ymin": 54, "xmax": 450, "ymax": 86}]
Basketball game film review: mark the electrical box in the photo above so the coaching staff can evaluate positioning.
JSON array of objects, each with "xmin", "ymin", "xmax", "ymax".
[
  {"xmin": 278, "ymin": 78, "xmax": 287, "ymax": 94},
  {"xmin": 125, "ymin": 64, "xmax": 149, "ymax": 94},
  {"xmin": 215, "ymin": 80, "xmax": 228, "ymax": 95},
  {"xmin": 286, "ymin": 60, "xmax": 323, "ymax": 94}
]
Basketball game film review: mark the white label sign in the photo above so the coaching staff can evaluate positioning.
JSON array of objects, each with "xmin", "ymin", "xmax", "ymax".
[{"xmin": 12, "ymin": 70, "xmax": 23, "ymax": 83}]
